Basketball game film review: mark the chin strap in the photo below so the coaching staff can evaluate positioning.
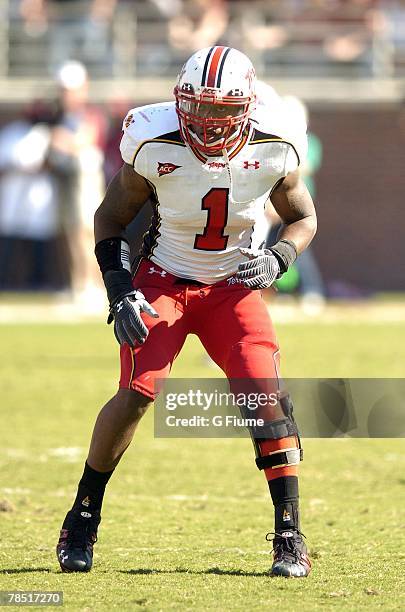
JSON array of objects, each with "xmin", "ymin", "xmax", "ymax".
[{"xmin": 223, "ymin": 146, "xmax": 237, "ymax": 204}]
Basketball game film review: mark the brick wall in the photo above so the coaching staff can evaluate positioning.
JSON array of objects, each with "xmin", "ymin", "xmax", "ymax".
[{"xmin": 309, "ymin": 105, "xmax": 405, "ymax": 292}]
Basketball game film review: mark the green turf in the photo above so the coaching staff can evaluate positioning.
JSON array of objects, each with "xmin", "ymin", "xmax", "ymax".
[{"xmin": 1, "ymin": 322, "xmax": 405, "ymax": 611}]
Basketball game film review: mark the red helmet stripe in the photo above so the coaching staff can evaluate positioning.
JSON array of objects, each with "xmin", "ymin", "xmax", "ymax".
[
  {"xmin": 215, "ymin": 47, "xmax": 231, "ymax": 87},
  {"xmin": 206, "ymin": 46, "xmax": 226, "ymax": 87}
]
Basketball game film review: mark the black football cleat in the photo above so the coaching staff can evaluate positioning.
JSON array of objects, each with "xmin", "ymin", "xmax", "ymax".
[
  {"xmin": 268, "ymin": 529, "xmax": 311, "ymax": 577},
  {"xmin": 56, "ymin": 509, "xmax": 100, "ymax": 572}
]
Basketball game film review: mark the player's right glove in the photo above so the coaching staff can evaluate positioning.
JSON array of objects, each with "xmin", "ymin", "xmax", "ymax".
[
  {"xmin": 95, "ymin": 237, "xmax": 159, "ymax": 348},
  {"xmin": 107, "ymin": 289, "xmax": 158, "ymax": 347}
]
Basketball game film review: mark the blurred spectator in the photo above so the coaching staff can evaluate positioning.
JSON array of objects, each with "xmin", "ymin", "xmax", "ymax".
[
  {"xmin": 168, "ymin": 0, "xmax": 228, "ymax": 54},
  {"xmin": 49, "ymin": 0, "xmax": 117, "ymax": 75},
  {"xmin": 284, "ymin": 95, "xmax": 325, "ymax": 311},
  {"xmin": 0, "ymin": 103, "xmax": 60, "ymax": 290},
  {"xmin": 19, "ymin": 0, "xmax": 48, "ymax": 37},
  {"xmin": 50, "ymin": 60, "xmax": 107, "ymax": 306},
  {"xmin": 224, "ymin": 0, "xmax": 386, "ymax": 78},
  {"xmin": 381, "ymin": 0, "xmax": 405, "ymax": 75},
  {"xmin": 133, "ymin": 0, "xmax": 228, "ymax": 76},
  {"xmin": 102, "ymin": 99, "xmax": 131, "ymax": 185},
  {"xmin": 294, "ymin": 0, "xmax": 385, "ymax": 76},
  {"xmin": 224, "ymin": 0, "xmax": 288, "ymax": 70},
  {"xmin": 18, "ymin": 0, "xmax": 118, "ymax": 76},
  {"xmin": 127, "ymin": 0, "xmax": 178, "ymax": 76},
  {"xmin": 12, "ymin": 0, "xmax": 398, "ymax": 81},
  {"xmin": 258, "ymin": 86, "xmax": 325, "ymax": 311},
  {"xmin": 0, "ymin": 61, "xmax": 108, "ymax": 299},
  {"xmin": 324, "ymin": 1, "xmax": 387, "ymax": 76}
]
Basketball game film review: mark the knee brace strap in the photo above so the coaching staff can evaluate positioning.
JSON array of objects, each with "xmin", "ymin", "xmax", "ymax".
[
  {"xmin": 252, "ymin": 417, "xmax": 298, "ymax": 440},
  {"xmin": 241, "ymin": 391, "xmax": 304, "ymax": 471},
  {"xmin": 255, "ymin": 447, "xmax": 303, "ymax": 470},
  {"xmin": 254, "ymin": 391, "xmax": 304, "ymax": 470}
]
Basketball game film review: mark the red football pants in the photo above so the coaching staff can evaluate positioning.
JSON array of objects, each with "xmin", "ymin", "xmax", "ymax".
[{"xmin": 120, "ymin": 259, "xmax": 280, "ymax": 400}]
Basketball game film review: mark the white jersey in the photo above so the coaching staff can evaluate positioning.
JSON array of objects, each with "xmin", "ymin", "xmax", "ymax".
[{"xmin": 120, "ymin": 101, "xmax": 306, "ymax": 284}]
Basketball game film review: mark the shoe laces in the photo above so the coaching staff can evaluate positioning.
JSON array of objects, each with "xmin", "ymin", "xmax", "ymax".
[
  {"xmin": 266, "ymin": 529, "xmax": 306, "ymax": 564},
  {"xmin": 65, "ymin": 513, "xmax": 99, "ymax": 549}
]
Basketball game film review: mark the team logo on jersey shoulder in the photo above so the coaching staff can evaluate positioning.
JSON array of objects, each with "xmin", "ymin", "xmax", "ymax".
[
  {"xmin": 124, "ymin": 113, "xmax": 134, "ymax": 129},
  {"xmin": 157, "ymin": 162, "xmax": 182, "ymax": 176}
]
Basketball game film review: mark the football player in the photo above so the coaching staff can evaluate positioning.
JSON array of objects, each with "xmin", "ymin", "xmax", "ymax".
[{"xmin": 57, "ymin": 46, "xmax": 316, "ymax": 577}]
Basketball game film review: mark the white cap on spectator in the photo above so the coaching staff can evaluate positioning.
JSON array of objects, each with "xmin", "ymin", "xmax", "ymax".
[{"xmin": 57, "ymin": 61, "xmax": 88, "ymax": 89}]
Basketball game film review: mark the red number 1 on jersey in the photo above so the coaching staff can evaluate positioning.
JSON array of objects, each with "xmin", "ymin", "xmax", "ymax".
[{"xmin": 194, "ymin": 188, "xmax": 229, "ymax": 251}]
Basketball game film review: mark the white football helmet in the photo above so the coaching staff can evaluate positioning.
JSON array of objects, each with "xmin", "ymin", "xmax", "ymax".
[{"xmin": 174, "ymin": 46, "xmax": 256, "ymax": 155}]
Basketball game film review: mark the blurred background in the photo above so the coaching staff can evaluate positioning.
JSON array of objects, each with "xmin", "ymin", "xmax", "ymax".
[{"xmin": 0, "ymin": 0, "xmax": 405, "ymax": 318}]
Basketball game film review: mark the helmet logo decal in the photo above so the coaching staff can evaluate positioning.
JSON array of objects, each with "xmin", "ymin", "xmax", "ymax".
[
  {"xmin": 181, "ymin": 83, "xmax": 194, "ymax": 93},
  {"xmin": 201, "ymin": 87, "xmax": 217, "ymax": 96},
  {"xmin": 245, "ymin": 67, "xmax": 256, "ymax": 89},
  {"xmin": 228, "ymin": 88, "xmax": 244, "ymax": 97},
  {"xmin": 157, "ymin": 162, "xmax": 182, "ymax": 177},
  {"xmin": 124, "ymin": 113, "xmax": 134, "ymax": 128}
]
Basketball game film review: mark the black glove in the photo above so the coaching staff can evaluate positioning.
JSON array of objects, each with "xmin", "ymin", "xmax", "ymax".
[
  {"xmin": 107, "ymin": 289, "xmax": 159, "ymax": 347},
  {"xmin": 235, "ymin": 247, "xmax": 280, "ymax": 289}
]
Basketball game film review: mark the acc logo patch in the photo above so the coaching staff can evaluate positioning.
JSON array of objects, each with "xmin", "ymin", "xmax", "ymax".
[
  {"xmin": 124, "ymin": 113, "xmax": 134, "ymax": 129},
  {"xmin": 157, "ymin": 162, "xmax": 182, "ymax": 176}
]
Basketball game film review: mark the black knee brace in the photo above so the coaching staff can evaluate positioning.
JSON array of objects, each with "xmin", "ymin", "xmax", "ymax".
[{"xmin": 244, "ymin": 393, "xmax": 304, "ymax": 471}]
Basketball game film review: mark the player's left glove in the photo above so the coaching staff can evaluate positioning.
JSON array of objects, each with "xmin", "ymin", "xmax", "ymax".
[
  {"xmin": 236, "ymin": 240, "xmax": 298, "ymax": 290},
  {"xmin": 236, "ymin": 247, "xmax": 280, "ymax": 289}
]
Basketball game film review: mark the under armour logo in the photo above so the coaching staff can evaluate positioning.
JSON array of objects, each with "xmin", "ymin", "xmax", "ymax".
[
  {"xmin": 243, "ymin": 160, "xmax": 260, "ymax": 169},
  {"xmin": 116, "ymin": 301, "xmax": 124, "ymax": 312},
  {"xmin": 228, "ymin": 88, "xmax": 243, "ymax": 96},
  {"xmin": 149, "ymin": 266, "xmax": 167, "ymax": 277},
  {"xmin": 59, "ymin": 549, "xmax": 68, "ymax": 562}
]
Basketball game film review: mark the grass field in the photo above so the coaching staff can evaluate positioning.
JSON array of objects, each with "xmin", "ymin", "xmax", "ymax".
[{"xmin": 1, "ymin": 319, "xmax": 405, "ymax": 611}]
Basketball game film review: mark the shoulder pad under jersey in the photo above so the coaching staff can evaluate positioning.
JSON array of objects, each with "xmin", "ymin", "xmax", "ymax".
[
  {"xmin": 120, "ymin": 101, "xmax": 179, "ymax": 166},
  {"xmin": 251, "ymin": 89, "xmax": 308, "ymax": 164}
]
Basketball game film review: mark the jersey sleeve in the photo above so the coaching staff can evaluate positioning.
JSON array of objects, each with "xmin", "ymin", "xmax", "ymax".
[
  {"xmin": 119, "ymin": 109, "xmax": 148, "ymax": 177},
  {"xmin": 254, "ymin": 95, "xmax": 308, "ymax": 168},
  {"xmin": 284, "ymin": 124, "xmax": 308, "ymax": 168},
  {"xmin": 281, "ymin": 99, "xmax": 308, "ymax": 166},
  {"xmin": 284, "ymin": 145, "xmax": 300, "ymax": 174}
]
